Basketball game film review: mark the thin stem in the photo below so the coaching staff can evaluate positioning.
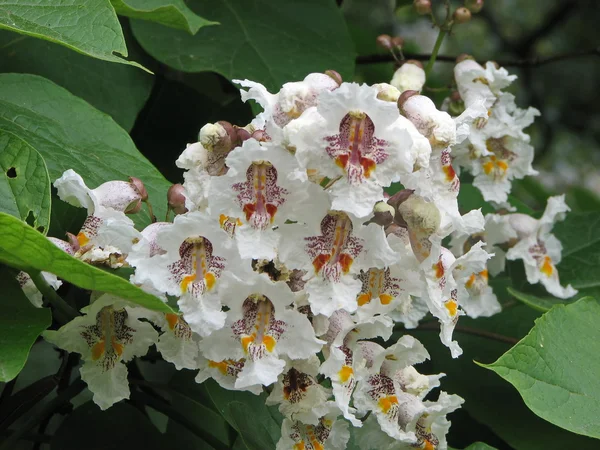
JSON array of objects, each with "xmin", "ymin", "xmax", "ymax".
[
  {"xmin": 415, "ymin": 321, "xmax": 519, "ymax": 345},
  {"xmin": 28, "ymin": 271, "xmax": 78, "ymax": 320},
  {"xmin": 425, "ymin": 29, "xmax": 447, "ymax": 77},
  {"xmin": 0, "ymin": 379, "xmax": 85, "ymax": 450},
  {"xmin": 144, "ymin": 199, "xmax": 157, "ymax": 224}
]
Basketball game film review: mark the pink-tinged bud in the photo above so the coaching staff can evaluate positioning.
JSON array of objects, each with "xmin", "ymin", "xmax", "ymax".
[
  {"xmin": 128, "ymin": 176, "xmax": 148, "ymax": 201},
  {"xmin": 391, "ymin": 36, "xmax": 404, "ymax": 48},
  {"xmin": 167, "ymin": 184, "xmax": 188, "ymax": 215},
  {"xmin": 453, "ymin": 7, "xmax": 472, "ymax": 24},
  {"xmin": 324, "ymin": 69, "xmax": 343, "ymax": 86},
  {"xmin": 376, "ymin": 34, "xmax": 393, "ymax": 50},
  {"xmin": 397, "ymin": 89, "xmax": 419, "ymax": 112},
  {"xmin": 370, "ymin": 201, "xmax": 395, "ymax": 227},
  {"xmin": 456, "ymin": 53, "xmax": 475, "ymax": 63},
  {"xmin": 465, "ymin": 0, "xmax": 484, "ymax": 13},
  {"xmin": 236, "ymin": 127, "xmax": 251, "ymax": 142},
  {"xmin": 405, "ymin": 59, "xmax": 424, "ymax": 69},
  {"xmin": 125, "ymin": 199, "xmax": 142, "ymax": 214},
  {"xmin": 216, "ymin": 120, "xmax": 238, "ymax": 147},
  {"xmin": 413, "ymin": 0, "xmax": 432, "ymax": 15},
  {"xmin": 387, "ymin": 189, "xmax": 414, "ymax": 211},
  {"xmin": 251, "ymin": 129, "xmax": 270, "ymax": 142}
]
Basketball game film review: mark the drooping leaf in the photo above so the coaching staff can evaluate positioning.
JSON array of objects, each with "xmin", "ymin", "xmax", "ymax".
[
  {"xmin": 0, "ymin": 268, "xmax": 52, "ymax": 382},
  {"xmin": 0, "ymin": 73, "xmax": 170, "ymax": 228},
  {"xmin": 0, "ymin": 130, "xmax": 51, "ymax": 234},
  {"xmin": 481, "ymin": 297, "xmax": 600, "ymax": 439},
  {"xmin": 51, "ymin": 402, "xmax": 168, "ymax": 449},
  {"xmin": 409, "ymin": 292, "xmax": 599, "ymax": 449},
  {"xmin": 131, "ymin": 0, "xmax": 356, "ymax": 92},
  {"xmin": 0, "ymin": 212, "xmax": 173, "ymax": 313},
  {"xmin": 0, "ymin": 0, "xmax": 145, "ymax": 68},
  {"xmin": 111, "ymin": 0, "xmax": 217, "ymax": 34},
  {"xmin": 0, "ymin": 30, "xmax": 153, "ymax": 131},
  {"xmin": 226, "ymin": 402, "xmax": 276, "ymax": 450}
]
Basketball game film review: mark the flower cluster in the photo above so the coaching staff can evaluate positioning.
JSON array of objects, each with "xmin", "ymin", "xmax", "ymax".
[{"xmin": 36, "ymin": 61, "xmax": 575, "ymax": 449}]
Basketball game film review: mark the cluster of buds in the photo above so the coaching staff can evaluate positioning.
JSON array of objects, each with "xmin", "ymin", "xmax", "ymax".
[
  {"xmin": 34, "ymin": 58, "xmax": 574, "ymax": 449},
  {"xmin": 414, "ymin": 0, "xmax": 483, "ymax": 25}
]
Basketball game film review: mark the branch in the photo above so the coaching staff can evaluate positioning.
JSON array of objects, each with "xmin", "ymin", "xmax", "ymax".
[
  {"xmin": 356, "ymin": 47, "xmax": 600, "ymax": 68},
  {"xmin": 415, "ymin": 321, "xmax": 519, "ymax": 346}
]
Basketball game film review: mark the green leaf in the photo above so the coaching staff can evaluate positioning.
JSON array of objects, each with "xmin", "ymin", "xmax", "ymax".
[
  {"xmin": 51, "ymin": 401, "xmax": 168, "ymax": 449},
  {"xmin": 507, "ymin": 287, "xmax": 580, "ymax": 312},
  {"xmin": 0, "ymin": 130, "xmax": 51, "ymax": 234},
  {"xmin": 226, "ymin": 402, "xmax": 276, "ymax": 450},
  {"xmin": 111, "ymin": 0, "xmax": 217, "ymax": 35},
  {"xmin": 409, "ymin": 298, "xmax": 599, "ymax": 449},
  {"xmin": 131, "ymin": 0, "xmax": 356, "ymax": 92},
  {"xmin": 0, "ymin": 212, "xmax": 173, "ymax": 313},
  {"xmin": 0, "ymin": 73, "xmax": 170, "ymax": 228},
  {"xmin": 0, "ymin": 30, "xmax": 153, "ymax": 131},
  {"xmin": 0, "ymin": 0, "xmax": 146, "ymax": 69},
  {"xmin": 481, "ymin": 297, "xmax": 600, "ymax": 439},
  {"xmin": 0, "ymin": 268, "xmax": 51, "ymax": 382},
  {"xmin": 449, "ymin": 444, "xmax": 498, "ymax": 450}
]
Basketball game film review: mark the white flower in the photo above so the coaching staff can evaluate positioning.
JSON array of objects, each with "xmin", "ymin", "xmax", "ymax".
[
  {"xmin": 276, "ymin": 403, "xmax": 350, "ymax": 450},
  {"xmin": 400, "ymin": 94, "xmax": 456, "ymax": 149},
  {"xmin": 208, "ymin": 139, "xmax": 329, "ymax": 259},
  {"xmin": 278, "ymin": 211, "xmax": 398, "ymax": 317},
  {"xmin": 266, "ymin": 356, "xmax": 331, "ymax": 425},
  {"xmin": 196, "ymin": 355, "xmax": 262, "ymax": 395},
  {"xmin": 390, "ymin": 61, "xmax": 426, "ymax": 94},
  {"xmin": 43, "ymin": 294, "xmax": 158, "ymax": 410},
  {"xmin": 454, "ymin": 59, "xmax": 516, "ymax": 110},
  {"xmin": 199, "ymin": 272, "xmax": 324, "ymax": 389},
  {"xmin": 17, "ymin": 271, "xmax": 61, "ymax": 308},
  {"xmin": 506, "ymin": 195, "xmax": 577, "ymax": 298},
  {"xmin": 291, "ymin": 83, "xmax": 415, "ymax": 217}
]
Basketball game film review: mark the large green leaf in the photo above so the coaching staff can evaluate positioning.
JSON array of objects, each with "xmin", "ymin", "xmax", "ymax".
[
  {"xmin": 0, "ymin": 268, "xmax": 52, "ymax": 382},
  {"xmin": 0, "ymin": 0, "xmax": 144, "ymax": 68},
  {"xmin": 51, "ymin": 402, "xmax": 167, "ymax": 449},
  {"xmin": 409, "ymin": 292, "xmax": 598, "ymax": 449},
  {"xmin": 450, "ymin": 444, "xmax": 498, "ymax": 450},
  {"xmin": 482, "ymin": 297, "xmax": 600, "ymax": 439},
  {"xmin": 0, "ymin": 73, "xmax": 170, "ymax": 228},
  {"xmin": 0, "ymin": 130, "xmax": 51, "ymax": 234},
  {"xmin": 0, "ymin": 30, "xmax": 153, "ymax": 131},
  {"xmin": 0, "ymin": 212, "xmax": 173, "ymax": 313},
  {"xmin": 131, "ymin": 0, "xmax": 356, "ymax": 92},
  {"xmin": 111, "ymin": 0, "xmax": 217, "ymax": 34}
]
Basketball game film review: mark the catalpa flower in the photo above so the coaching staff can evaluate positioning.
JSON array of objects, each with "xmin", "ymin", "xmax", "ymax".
[
  {"xmin": 196, "ymin": 355, "xmax": 262, "ymax": 395},
  {"xmin": 506, "ymin": 195, "xmax": 577, "ymax": 299},
  {"xmin": 276, "ymin": 402, "xmax": 350, "ymax": 450},
  {"xmin": 290, "ymin": 82, "xmax": 415, "ymax": 217},
  {"xmin": 43, "ymin": 294, "xmax": 157, "ymax": 410},
  {"xmin": 208, "ymin": 139, "xmax": 328, "ymax": 259},
  {"xmin": 279, "ymin": 210, "xmax": 397, "ymax": 317},
  {"xmin": 454, "ymin": 58, "xmax": 516, "ymax": 110},
  {"xmin": 199, "ymin": 272, "xmax": 324, "ymax": 389}
]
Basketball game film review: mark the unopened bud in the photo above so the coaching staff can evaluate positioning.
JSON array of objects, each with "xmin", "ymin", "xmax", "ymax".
[
  {"xmin": 450, "ymin": 90, "xmax": 461, "ymax": 102},
  {"xmin": 199, "ymin": 123, "xmax": 230, "ymax": 152},
  {"xmin": 167, "ymin": 184, "xmax": 188, "ymax": 215},
  {"xmin": 376, "ymin": 34, "xmax": 393, "ymax": 50},
  {"xmin": 413, "ymin": 0, "xmax": 432, "ymax": 15},
  {"xmin": 456, "ymin": 53, "xmax": 475, "ymax": 63},
  {"xmin": 391, "ymin": 36, "xmax": 404, "ymax": 48},
  {"xmin": 397, "ymin": 90, "xmax": 419, "ymax": 112},
  {"xmin": 370, "ymin": 201, "xmax": 395, "ymax": 227},
  {"xmin": 453, "ymin": 7, "xmax": 472, "ymax": 24},
  {"xmin": 397, "ymin": 195, "xmax": 441, "ymax": 235},
  {"xmin": 217, "ymin": 120, "xmax": 238, "ymax": 146},
  {"xmin": 128, "ymin": 176, "xmax": 148, "ymax": 202},
  {"xmin": 387, "ymin": 189, "xmax": 414, "ymax": 211},
  {"xmin": 391, "ymin": 62, "xmax": 426, "ymax": 94},
  {"xmin": 465, "ymin": 0, "xmax": 484, "ymax": 13},
  {"xmin": 324, "ymin": 70, "xmax": 343, "ymax": 86},
  {"xmin": 405, "ymin": 59, "xmax": 424, "ymax": 69},
  {"xmin": 236, "ymin": 127, "xmax": 252, "ymax": 142},
  {"xmin": 373, "ymin": 83, "xmax": 400, "ymax": 102}
]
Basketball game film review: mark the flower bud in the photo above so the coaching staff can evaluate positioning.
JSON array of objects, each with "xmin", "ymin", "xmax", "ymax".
[
  {"xmin": 236, "ymin": 127, "xmax": 252, "ymax": 142},
  {"xmin": 465, "ymin": 0, "xmax": 484, "ymax": 13},
  {"xmin": 397, "ymin": 89, "xmax": 420, "ymax": 112},
  {"xmin": 128, "ymin": 176, "xmax": 148, "ymax": 202},
  {"xmin": 373, "ymin": 83, "xmax": 400, "ymax": 102},
  {"xmin": 167, "ymin": 184, "xmax": 188, "ymax": 216},
  {"xmin": 217, "ymin": 120, "xmax": 238, "ymax": 146},
  {"xmin": 391, "ymin": 36, "xmax": 404, "ymax": 48},
  {"xmin": 387, "ymin": 189, "xmax": 414, "ymax": 212},
  {"xmin": 456, "ymin": 53, "xmax": 475, "ymax": 64},
  {"xmin": 369, "ymin": 201, "xmax": 395, "ymax": 227},
  {"xmin": 324, "ymin": 69, "xmax": 343, "ymax": 86},
  {"xmin": 453, "ymin": 7, "xmax": 472, "ymax": 24},
  {"xmin": 376, "ymin": 34, "xmax": 393, "ymax": 50},
  {"xmin": 199, "ymin": 122, "xmax": 231, "ymax": 152},
  {"xmin": 390, "ymin": 62, "xmax": 426, "ymax": 94},
  {"xmin": 413, "ymin": 0, "xmax": 432, "ymax": 15},
  {"xmin": 397, "ymin": 195, "xmax": 441, "ymax": 236}
]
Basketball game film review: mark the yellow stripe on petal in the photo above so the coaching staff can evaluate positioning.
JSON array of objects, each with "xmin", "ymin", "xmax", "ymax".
[
  {"xmin": 91, "ymin": 340, "xmax": 105, "ymax": 361},
  {"xmin": 541, "ymin": 256, "xmax": 554, "ymax": 277},
  {"xmin": 445, "ymin": 300, "xmax": 458, "ymax": 317},
  {"xmin": 204, "ymin": 272, "xmax": 216, "ymax": 291},
  {"xmin": 77, "ymin": 232, "xmax": 89, "ymax": 246},
  {"xmin": 263, "ymin": 335, "xmax": 276, "ymax": 352},
  {"xmin": 241, "ymin": 335, "xmax": 255, "ymax": 353},
  {"xmin": 379, "ymin": 294, "xmax": 393, "ymax": 305},
  {"xmin": 357, "ymin": 292, "xmax": 372, "ymax": 306},
  {"xmin": 338, "ymin": 365, "xmax": 353, "ymax": 383},
  {"xmin": 181, "ymin": 274, "xmax": 197, "ymax": 293},
  {"xmin": 378, "ymin": 395, "xmax": 398, "ymax": 413},
  {"xmin": 208, "ymin": 360, "xmax": 229, "ymax": 375}
]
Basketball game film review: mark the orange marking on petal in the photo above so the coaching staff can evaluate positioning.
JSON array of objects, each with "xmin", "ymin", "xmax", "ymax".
[
  {"xmin": 243, "ymin": 203, "xmax": 256, "ymax": 222},
  {"xmin": 204, "ymin": 272, "xmax": 216, "ymax": 291},
  {"xmin": 336, "ymin": 154, "xmax": 349, "ymax": 170},
  {"xmin": 219, "ymin": 214, "xmax": 228, "ymax": 226},
  {"xmin": 165, "ymin": 313, "xmax": 179, "ymax": 330},
  {"xmin": 445, "ymin": 300, "xmax": 458, "ymax": 317},
  {"xmin": 77, "ymin": 232, "xmax": 89, "ymax": 247},
  {"xmin": 360, "ymin": 157, "xmax": 376, "ymax": 178},
  {"xmin": 311, "ymin": 441, "xmax": 324, "ymax": 450},
  {"xmin": 379, "ymin": 294, "xmax": 393, "ymax": 305},
  {"xmin": 312, "ymin": 253, "xmax": 331, "ymax": 274},
  {"xmin": 181, "ymin": 274, "xmax": 196, "ymax": 293},
  {"xmin": 541, "ymin": 256, "xmax": 554, "ymax": 277},
  {"xmin": 424, "ymin": 440, "xmax": 436, "ymax": 450},
  {"xmin": 496, "ymin": 160, "xmax": 509, "ymax": 171},
  {"xmin": 357, "ymin": 292, "xmax": 372, "ymax": 306},
  {"xmin": 483, "ymin": 161, "xmax": 494, "ymax": 175},
  {"xmin": 263, "ymin": 335, "xmax": 277, "ymax": 352},
  {"xmin": 378, "ymin": 395, "xmax": 398, "ymax": 413},
  {"xmin": 91, "ymin": 340, "xmax": 105, "ymax": 361},
  {"xmin": 111, "ymin": 337, "xmax": 124, "ymax": 357},
  {"xmin": 434, "ymin": 260, "xmax": 444, "ymax": 279},
  {"xmin": 480, "ymin": 269, "xmax": 488, "ymax": 280},
  {"xmin": 265, "ymin": 203, "xmax": 278, "ymax": 223},
  {"xmin": 442, "ymin": 164, "xmax": 456, "ymax": 182},
  {"xmin": 241, "ymin": 335, "xmax": 255, "ymax": 353},
  {"xmin": 339, "ymin": 253, "xmax": 354, "ymax": 273},
  {"xmin": 293, "ymin": 443, "xmax": 306, "ymax": 450},
  {"xmin": 338, "ymin": 365, "xmax": 353, "ymax": 383},
  {"xmin": 465, "ymin": 273, "xmax": 476, "ymax": 289},
  {"xmin": 208, "ymin": 360, "xmax": 229, "ymax": 375}
]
